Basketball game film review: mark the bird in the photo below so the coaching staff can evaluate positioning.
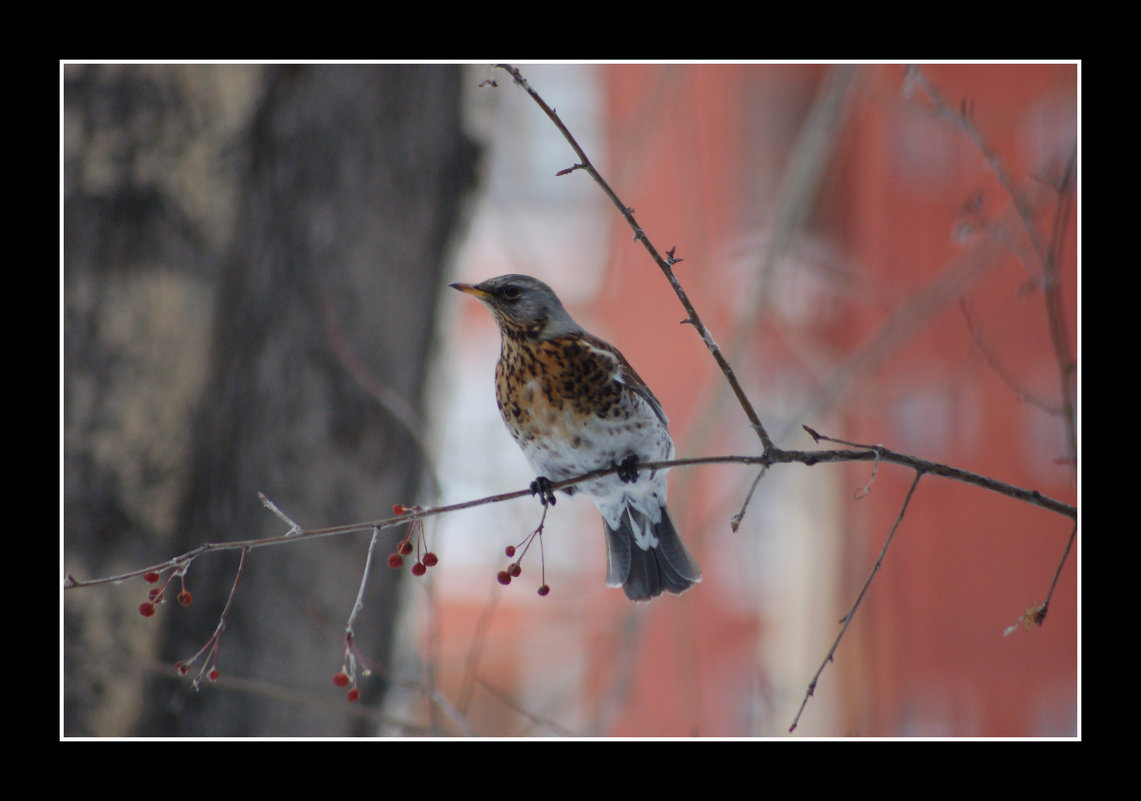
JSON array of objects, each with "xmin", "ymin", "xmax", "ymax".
[{"xmin": 451, "ymin": 274, "xmax": 701, "ymax": 601}]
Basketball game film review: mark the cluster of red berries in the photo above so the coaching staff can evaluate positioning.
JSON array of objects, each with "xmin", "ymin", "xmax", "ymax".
[
  {"xmin": 332, "ymin": 670, "xmax": 361, "ymax": 702},
  {"xmin": 138, "ymin": 569, "xmax": 193, "ymax": 618},
  {"xmin": 332, "ymin": 632, "xmax": 371, "ymax": 702},
  {"xmin": 176, "ymin": 661, "xmax": 221, "ymax": 682},
  {"xmin": 498, "ymin": 544, "xmax": 550, "ymax": 596},
  {"xmin": 387, "ymin": 504, "xmax": 438, "ymax": 577},
  {"xmin": 138, "ymin": 569, "xmax": 224, "ymax": 685}
]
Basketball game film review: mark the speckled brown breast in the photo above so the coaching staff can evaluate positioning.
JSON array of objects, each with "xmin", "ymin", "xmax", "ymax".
[
  {"xmin": 497, "ymin": 332, "xmax": 617, "ymax": 430},
  {"xmin": 493, "ymin": 332, "xmax": 660, "ymax": 480}
]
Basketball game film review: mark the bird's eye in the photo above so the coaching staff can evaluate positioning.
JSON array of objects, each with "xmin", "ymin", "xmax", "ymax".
[{"xmin": 501, "ymin": 285, "xmax": 522, "ymax": 301}]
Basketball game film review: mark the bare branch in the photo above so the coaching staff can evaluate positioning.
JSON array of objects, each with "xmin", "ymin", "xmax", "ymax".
[
  {"xmin": 175, "ymin": 546, "xmax": 249, "ymax": 689},
  {"xmin": 64, "ymin": 436, "xmax": 1076, "ymax": 592},
  {"xmin": 1042, "ymin": 149, "xmax": 1078, "ymax": 463},
  {"xmin": 1004, "ymin": 520, "xmax": 1077, "ymax": 636},
  {"xmin": 960, "ymin": 299, "xmax": 1064, "ymax": 414},
  {"xmin": 904, "ymin": 65, "xmax": 1050, "ymax": 270},
  {"xmin": 789, "ymin": 471, "xmax": 924, "ymax": 732},
  {"xmin": 906, "ymin": 65, "xmax": 1077, "ymax": 467}
]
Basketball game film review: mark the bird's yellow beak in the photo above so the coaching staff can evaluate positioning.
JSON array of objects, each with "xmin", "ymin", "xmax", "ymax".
[{"xmin": 450, "ymin": 282, "xmax": 493, "ymax": 301}]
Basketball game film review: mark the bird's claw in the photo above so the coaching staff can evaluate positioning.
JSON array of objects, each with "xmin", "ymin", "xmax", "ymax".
[
  {"xmin": 616, "ymin": 455, "xmax": 640, "ymax": 483},
  {"xmin": 530, "ymin": 477, "xmax": 557, "ymax": 507}
]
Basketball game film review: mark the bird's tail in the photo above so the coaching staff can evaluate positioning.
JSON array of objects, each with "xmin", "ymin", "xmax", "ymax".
[{"xmin": 604, "ymin": 504, "xmax": 701, "ymax": 602}]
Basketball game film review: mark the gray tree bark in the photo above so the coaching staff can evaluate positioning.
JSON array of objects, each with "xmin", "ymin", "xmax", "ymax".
[{"xmin": 64, "ymin": 64, "xmax": 479, "ymax": 736}]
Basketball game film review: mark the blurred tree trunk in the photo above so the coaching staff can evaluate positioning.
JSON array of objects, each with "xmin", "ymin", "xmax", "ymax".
[{"xmin": 63, "ymin": 64, "xmax": 479, "ymax": 736}]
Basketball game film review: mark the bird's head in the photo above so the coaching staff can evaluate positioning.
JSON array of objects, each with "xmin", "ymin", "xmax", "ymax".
[{"xmin": 450, "ymin": 274, "xmax": 582, "ymax": 342}]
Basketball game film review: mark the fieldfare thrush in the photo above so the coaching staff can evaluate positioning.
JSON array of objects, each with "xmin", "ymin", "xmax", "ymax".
[{"xmin": 451, "ymin": 274, "xmax": 702, "ymax": 601}]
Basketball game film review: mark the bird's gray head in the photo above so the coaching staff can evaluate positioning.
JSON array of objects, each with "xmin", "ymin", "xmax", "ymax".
[{"xmin": 450, "ymin": 274, "xmax": 582, "ymax": 342}]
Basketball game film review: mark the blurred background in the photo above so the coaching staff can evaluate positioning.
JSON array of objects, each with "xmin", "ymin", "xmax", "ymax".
[{"xmin": 62, "ymin": 62, "xmax": 1078, "ymax": 738}]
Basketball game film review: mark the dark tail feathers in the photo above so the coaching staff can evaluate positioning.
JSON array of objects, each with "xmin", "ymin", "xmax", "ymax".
[{"xmin": 604, "ymin": 505, "xmax": 701, "ymax": 602}]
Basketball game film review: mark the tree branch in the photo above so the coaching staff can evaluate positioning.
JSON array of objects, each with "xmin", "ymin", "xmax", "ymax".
[
  {"xmin": 789, "ymin": 470, "xmax": 924, "ymax": 732},
  {"xmin": 64, "ymin": 434, "xmax": 1076, "ymax": 592}
]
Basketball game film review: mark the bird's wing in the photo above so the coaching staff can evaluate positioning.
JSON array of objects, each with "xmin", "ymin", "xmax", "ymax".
[{"xmin": 580, "ymin": 333, "xmax": 669, "ymax": 428}]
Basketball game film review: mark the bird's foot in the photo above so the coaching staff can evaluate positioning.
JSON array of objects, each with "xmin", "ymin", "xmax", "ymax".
[
  {"xmin": 616, "ymin": 455, "xmax": 640, "ymax": 483},
  {"xmin": 530, "ymin": 476, "xmax": 557, "ymax": 507}
]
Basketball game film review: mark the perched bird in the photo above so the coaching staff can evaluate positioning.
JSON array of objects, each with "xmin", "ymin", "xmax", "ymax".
[{"xmin": 451, "ymin": 274, "xmax": 701, "ymax": 601}]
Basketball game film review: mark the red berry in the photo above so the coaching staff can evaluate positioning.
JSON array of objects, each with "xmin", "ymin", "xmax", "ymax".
[
  {"xmin": 148, "ymin": 588, "xmax": 162, "ymax": 601},
  {"xmin": 208, "ymin": 669, "xmax": 220, "ymax": 681},
  {"xmin": 143, "ymin": 572, "xmax": 161, "ymax": 583},
  {"xmin": 537, "ymin": 584, "xmax": 550, "ymax": 596},
  {"xmin": 138, "ymin": 602, "xmax": 156, "ymax": 617},
  {"xmin": 399, "ymin": 540, "xmax": 414, "ymax": 556},
  {"xmin": 504, "ymin": 545, "xmax": 516, "ymax": 557},
  {"xmin": 387, "ymin": 553, "xmax": 404, "ymax": 569},
  {"xmin": 393, "ymin": 504, "xmax": 406, "ymax": 515},
  {"xmin": 347, "ymin": 687, "xmax": 360, "ymax": 702},
  {"xmin": 177, "ymin": 590, "xmax": 193, "ymax": 606},
  {"xmin": 509, "ymin": 563, "xmax": 522, "ymax": 578},
  {"xmin": 411, "ymin": 562, "xmax": 426, "ymax": 576},
  {"xmin": 422, "ymin": 552, "xmax": 438, "ymax": 567},
  {"xmin": 497, "ymin": 570, "xmax": 511, "ymax": 585},
  {"xmin": 176, "ymin": 662, "xmax": 188, "ymax": 675},
  {"xmin": 333, "ymin": 671, "xmax": 351, "ymax": 687}
]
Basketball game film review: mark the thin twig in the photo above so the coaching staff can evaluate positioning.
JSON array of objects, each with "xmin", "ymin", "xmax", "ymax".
[
  {"xmin": 789, "ymin": 471, "xmax": 923, "ymax": 732},
  {"xmin": 904, "ymin": 66, "xmax": 1049, "ymax": 271},
  {"xmin": 458, "ymin": 583, "xmax": 501, "ymax": 715},
  {"xmin": 427, "ymin": 685, "xmax": 478, "ymax": 737},
  {"xmin": 338, "ymin": 527, "xmax": 383, "ymax": 690},
  {"xmin": 1043, "ymin": 521, "xmax": 1078, "ymax": 615},
  {"xmin": 176, "ymin": 546, "xmax": 250, "ymax": 689},
  {"xmin": 730, "ymin": 465, "xmax": 768, "ymax": 533},
  {"xmin": 1004, "ymin": 519, "xmax": 1077, "ymax": 636},
  {"xmin": 960, "ymin": 298, "xmax": 1063, "ymax": 414},
  {"xmin": 258, "ymin": 491, "xmax": 303, "ymax": 535},
  {"xmin": 475, "ymin": 676, "xmax": 580, "ymax": 736},
  {"xmin": 321, "ymin": 292, "xmax": 443, "ymax": 498},
  {"xmin": 1041, "ymin": 149, "xmax": 1078, "ymax": 464}
]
